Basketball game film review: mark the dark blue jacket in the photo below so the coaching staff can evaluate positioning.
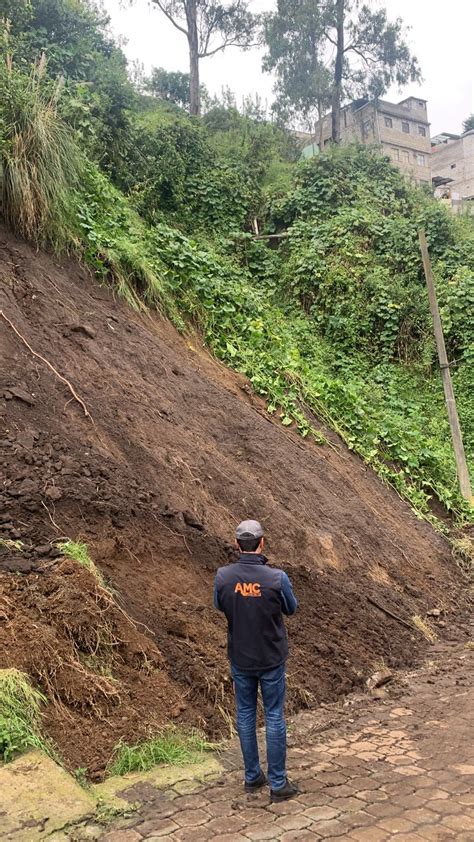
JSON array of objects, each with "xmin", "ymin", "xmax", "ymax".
[{"xmin": 214, "ymin": 553, "xmax": 298, "ymax": 673}]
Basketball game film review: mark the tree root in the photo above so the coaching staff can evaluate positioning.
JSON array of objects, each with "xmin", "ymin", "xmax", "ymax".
[{"xmin": 1, "ymin": 309, "xmax": 92, "ymax": 419}]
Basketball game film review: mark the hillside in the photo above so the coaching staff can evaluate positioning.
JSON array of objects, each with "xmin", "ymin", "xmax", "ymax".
[{"xmin": 0, "ymin": 228, "xmax": 469, "ymax": 778}]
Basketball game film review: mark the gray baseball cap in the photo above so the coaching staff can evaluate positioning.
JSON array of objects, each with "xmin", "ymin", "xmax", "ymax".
[{"xmin": 236, "ymin": 519, "xmax": 264, "ymax": 540}]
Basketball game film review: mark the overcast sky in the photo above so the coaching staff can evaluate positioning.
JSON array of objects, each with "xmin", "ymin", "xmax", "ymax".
[{"xmin": 102, "ymin": 0, "xmax": 473, "ymax": 136}]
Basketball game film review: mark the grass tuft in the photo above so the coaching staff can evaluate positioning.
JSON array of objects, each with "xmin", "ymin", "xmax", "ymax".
[
  {"xmin": 107, "ymin": 727, "xmax": 215, "ymax": 776},
  {"xmin": 56, "ymin": 539, "xmax": 106, "ymax": 588},
  {"xmin": 412, "ymin": 615, "xmax": 438, "ymax": 643},
  {"xmin": 0, "ymin": 538, "xmax": 23, "ymax": 552},
  {"xmin": 0, "ymin": 668, "xmax": 52, "ymax": 762},
  {"xmin": 0, "ymin": 52, "xmax": 82, "ymax": 249},
  {"xmin": 73, "ymin": 766, "xmax": 90, "ymax": 788},
  {"xmin": 451, "ymin": 536, "xmax": 474, "ymax": 578}
]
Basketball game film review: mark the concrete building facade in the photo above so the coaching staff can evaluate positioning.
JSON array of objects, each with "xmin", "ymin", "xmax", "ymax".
[
  {"xmin": 312, "ymin": 96, "xmax": 432, "ymax": 184},
  {"xmin": 431, "ymin": 130, "xmax": 474, "ymax": 214}
]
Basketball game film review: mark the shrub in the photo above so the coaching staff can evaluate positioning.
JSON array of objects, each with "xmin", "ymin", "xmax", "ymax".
[{"xmin": 0, "ymin": 53, "xmax": 82, "ymax": 249}]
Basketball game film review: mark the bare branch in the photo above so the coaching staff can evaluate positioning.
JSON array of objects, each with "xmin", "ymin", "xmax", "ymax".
[
  {"xmin": 199, "ymin": 37, "xmax": 231, "ymax": 57},
  {"xmin": 152, "ymin": 0, "xmax": 189, "ymax": 36},
  {"xmin": 345, "ymin": 45, "xmax": 378, "ymax": 66},
  {"xmin": 201, "ymin": 7, "xmax": 220, "ymax": 55},
  {"xmin": 201, "ymin": 37, "xmax": 258, "ymax": 57}
]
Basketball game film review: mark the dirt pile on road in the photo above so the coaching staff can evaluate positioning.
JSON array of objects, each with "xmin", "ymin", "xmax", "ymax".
[
  {"xmin": 0, "ymin": 227, "xmax": 469, "ymax": 777},
  {"xmin": 0, "ymin": 558, "xmax": 182, "ymax": 773}
]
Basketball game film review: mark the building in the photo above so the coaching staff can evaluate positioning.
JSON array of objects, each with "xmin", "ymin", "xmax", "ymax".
[
  {"xmin": 431, "ymin": 130, "xmax": 474, "ymax": 214},
  {"xmin": 311, "ymin": 96, "xmax": 432, "ymax": 185}
]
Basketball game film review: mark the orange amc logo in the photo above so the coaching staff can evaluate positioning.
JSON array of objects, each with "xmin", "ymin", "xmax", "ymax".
[{"xmin": 234, "ymin": 582, "xmax": 261, "ymax": 598}]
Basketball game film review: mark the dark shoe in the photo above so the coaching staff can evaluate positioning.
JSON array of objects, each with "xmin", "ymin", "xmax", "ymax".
[
  {"xmin": 244, "ymin": 770, "xmax": 267, "ymax": 793},
  {"xmin": 270, "ymin": 778, "xmax": 299, "ymax": 803}
]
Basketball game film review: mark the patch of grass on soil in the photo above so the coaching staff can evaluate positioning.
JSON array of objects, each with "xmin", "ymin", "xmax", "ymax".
[
  {"xmin": 73, "ymin": 766, "xmax": 90, "ymax": 788},
  {"xmin": 107, "ymin": 727, "xmax": 215, "ymax": 776},
  {"xmin": 412, "ymin": 615, "xmax": 438, "ymax": 643},
  {"xmin": 451, "ymin": 537, "xmax": 474, "ymax": 578},
  {"xmin": 0, "ymin": 538, "xmax": 23, "ymax": 552},
  {"xmin": 57, "ymin": 540, "xmax": 106, "ymax": 587},
  {"xmin": 0, "ymin": 668, "xmax": 51, "ymax": 762}
]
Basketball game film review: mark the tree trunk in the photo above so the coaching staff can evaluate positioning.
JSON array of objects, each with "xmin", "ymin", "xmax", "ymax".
[
  {"xmin": 331, "ymin": 0, "xmax": 344, "ymax": 143},
  {"xmin": 187, "ymin": 0, "xmax": 200, "ymax": 116},
  {"xmin": 316, "ymin": 92, "xmax": 325, "ymax": 151}
]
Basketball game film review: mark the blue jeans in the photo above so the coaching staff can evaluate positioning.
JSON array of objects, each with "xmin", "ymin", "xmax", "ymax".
[{"xmin": 231, "ymin": 663, "xmax": 287, "ymax": 791}]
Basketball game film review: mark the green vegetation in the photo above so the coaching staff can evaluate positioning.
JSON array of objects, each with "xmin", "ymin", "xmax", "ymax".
[
  {"xmin": 107, "ymin": 728, "xmax": 215, "ymax": 776},
  {"xmin": 73, "ymin": 766, "xmax": 90, "ymax": 788},
  {"xmin": 56, "ymin": 540, "xmax": 107, "ymax": 587},
  {"xmin": 5, "ymin": 0, "xmax": 135, "ymax": 169},
  {"xmin": 0, "ymin": 54, "xmax": 82, "ymax": 248},
  {"xmin": 0, "ymin": 538, "xmax": 24, "ymax": 551},
  {"xmin": 1, "ymin": 1, "xmax": 473, "ymax": 525},
  {"xmin": 0, "ymin": 669, "xmax": 51, "ymax": 762},
  {"xmin": 462, "ymin": 114, "xmax": 474, "ymax": 133}
]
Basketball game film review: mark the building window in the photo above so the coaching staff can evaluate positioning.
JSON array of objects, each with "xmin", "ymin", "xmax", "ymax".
[
  {"xmin": 416, "ymin": 154, "xmax": 425, "ymax": 166},
  {"xmin": 363, "ymin": 119, "xmax": 371, "ymax": 136},
  {"xmin": 418, "ymin": 125, "xmax": 426, "ymax": 137},
  {"xmin": 390, "ymin": 147, "xmax": 399, "ymax": 161},
  {"xmin": 403, "ymin": 150, "xmax": 410, "ymax": 163},
  {"xmin": 384, "ymin": 117, "xmax": 393, "ymax": 128},
  {"xmin": 402, "ymin": 121, "xmax": 410, "ymax": 134}
]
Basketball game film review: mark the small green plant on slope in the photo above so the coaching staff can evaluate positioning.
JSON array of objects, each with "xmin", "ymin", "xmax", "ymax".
[
  {"xmin": 0, "ymin": 538, "xmax": 23, "ymax": 551},
  {"xmin": 73, "ymin": 766, "xmax": 90, "ymax": 788},
  {"xmin": 0, "ymin": 668, "xmax": 52, "ymax": 762},
  {"xmin": 107, "ymin": 727, "xmax": 215, "ymax": 776},
  {"xmin": 56, "ymin": 539, "xmax": 107, "ymax": 588}
]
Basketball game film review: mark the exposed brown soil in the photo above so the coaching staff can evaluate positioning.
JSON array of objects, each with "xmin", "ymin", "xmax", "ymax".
[{"xmin": 0, "ymin": 227, "xmax": 469, "ymax": 779}]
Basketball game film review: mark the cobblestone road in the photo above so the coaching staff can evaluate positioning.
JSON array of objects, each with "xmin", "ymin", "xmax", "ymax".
[{"xmin": 102, "ymin": 641, "xmax": 473, "ymax": 841}]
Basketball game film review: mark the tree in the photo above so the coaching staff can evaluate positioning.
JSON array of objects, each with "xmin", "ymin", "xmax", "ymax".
[
  {"xmin": 262, "ymin": 0, "xmax": 332, "ymax": 134},
  {"xmin": 463, "ymin": 114, "xmax": 474, "ymax": 133},
  {"xmin": 147, "ymin": 67, "xmax": 191, "ymax": 107},
  {"xmin": 146, "ymin": 66, "xmax": 210, "ymax": 110},
  {"xmin": 2, "ymin": 0, "xmax": 135, "ymax": 169},
  {"xmin": 263, "ymin": 0, "xmax": 421, "ymax": 143},
  {"xmin": 150, "ymin": 0, "xmax": 257, "ymax": 116}
]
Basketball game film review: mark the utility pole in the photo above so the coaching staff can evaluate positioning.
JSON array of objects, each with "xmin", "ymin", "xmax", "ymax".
[{"xmin": 419, "ymin": 230, "xmax": 473, "ymax": 504}]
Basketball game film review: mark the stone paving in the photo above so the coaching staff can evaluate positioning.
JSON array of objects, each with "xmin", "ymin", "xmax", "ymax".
[{"xmin": 101, "ymin": 641, "xmax": 474, "ymax": 841}]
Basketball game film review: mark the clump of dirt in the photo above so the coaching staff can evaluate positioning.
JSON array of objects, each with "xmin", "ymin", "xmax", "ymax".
[
  {"xmin": 0, "ymin": 227, "xmax": 470, "ymax": 777},
  {"xmin": 0, "ymin": 559, "xmax": 188, "ymax": 777}
]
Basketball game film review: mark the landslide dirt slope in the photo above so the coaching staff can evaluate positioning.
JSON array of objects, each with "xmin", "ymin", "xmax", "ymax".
[{"xmin": 0, "ymin": 228, "xmax": 467, "ymax": 777}]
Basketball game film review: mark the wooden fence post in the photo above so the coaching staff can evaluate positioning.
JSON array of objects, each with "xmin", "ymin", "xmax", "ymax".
[{"xmin": 419, "ymin": 230, "xmax": 473, "ymax": 504}]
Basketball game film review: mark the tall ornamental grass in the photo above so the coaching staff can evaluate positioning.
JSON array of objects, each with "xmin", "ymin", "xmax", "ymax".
[{"xmin": 0, "ymin": 51, "xmax": 82, "ymax": 249}]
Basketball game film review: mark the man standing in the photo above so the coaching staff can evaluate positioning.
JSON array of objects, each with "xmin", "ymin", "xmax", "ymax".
[{"xmin": 214, "ymin": 519, "xmax": 298, "ymax": 802}]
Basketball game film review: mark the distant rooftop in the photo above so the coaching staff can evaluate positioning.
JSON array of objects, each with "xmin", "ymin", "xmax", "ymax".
[
  {"xmin": 399, "ymin": 96, "xmax": 428, "ymax": 104},
  {"xmin": 431, "ymin": 132, "xmax": 461, "ymax": 146}
]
